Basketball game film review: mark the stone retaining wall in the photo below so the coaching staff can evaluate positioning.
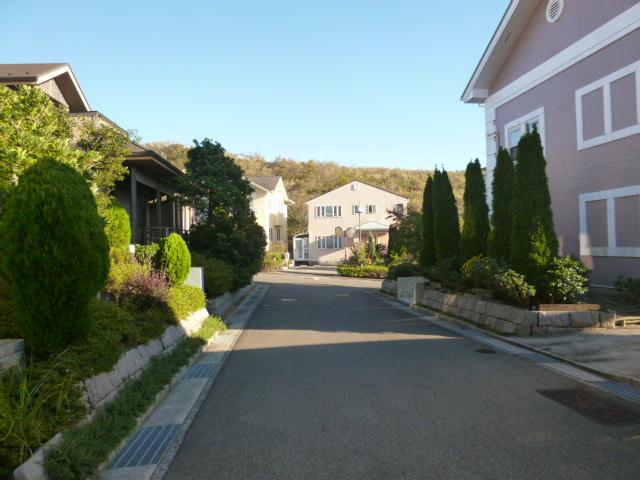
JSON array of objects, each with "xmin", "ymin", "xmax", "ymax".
[
  {"xmin": 207, "ymin": 283, "xmax": 254, "ymax": 316},
  {"xmin": 0, "ymin": 339, "xmax": 25, "ymax": 370},
  {"xmin": 418, "ymin": 288, "xmax": 615, "ymax": 336},
  {"xmin": 81, "ymin": 308, "xmax": 210, "ymax": 409}
]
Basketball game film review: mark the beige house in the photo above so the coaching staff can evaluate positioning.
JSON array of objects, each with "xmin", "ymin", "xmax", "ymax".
[
  {"xmin": 249, "ymin": 176, "xmax": 293, "ymax": 250},
  {"xmin": 300, "ymin": 181, "xmax": 408, "ymax": 265},
  {"xmin": 463, "ymin": 0, "xmax": 640, "ymax": 286},
  {"xmin": 0, "ymin": 63, "xmax": 195, "ymax": 244}
]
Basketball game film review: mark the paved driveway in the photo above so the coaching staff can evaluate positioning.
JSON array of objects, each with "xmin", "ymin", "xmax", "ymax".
[{"xmin": 165, "ymin": 272, "xmax": 640, "ymax": 479}]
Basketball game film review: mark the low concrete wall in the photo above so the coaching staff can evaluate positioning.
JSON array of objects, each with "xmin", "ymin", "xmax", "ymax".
[
  {"xmin": 418, "ymin": 288, "xmax": 615, "ymax": 336},
  {"xmin": 0, "ymin": 339, "xmax": 25, "ymax": 370},
  {"xmin": 81, "ymin": 308, "xmax": 210, "ymax": 410},
  {"xmin": 207, "ymin": 283, "xmax": 254, "ymax": 316},
  {"xmin": 396, "ymin": 277, "xmax": 426, "ymax": 305},
  {"xmin": 381, "ymin": 279, "xmax": 397, "ymax": 296},
  {"xmin": 185, "ymin": 267, "xmax": 205, "ymax": 290}
]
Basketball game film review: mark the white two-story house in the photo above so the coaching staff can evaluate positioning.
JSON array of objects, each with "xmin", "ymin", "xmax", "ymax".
[
  {"xmin": 249, "ymin": 176, "xmax": 294, "ymax": 250},
  {"xmin": 296, "ymin": 181, "xmax": 408, "ymax": 265}
]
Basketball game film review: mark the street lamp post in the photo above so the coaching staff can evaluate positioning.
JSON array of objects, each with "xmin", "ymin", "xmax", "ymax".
[{"xmin": 356, "ymin": 205, "xmax": 364, "ymax": 243}]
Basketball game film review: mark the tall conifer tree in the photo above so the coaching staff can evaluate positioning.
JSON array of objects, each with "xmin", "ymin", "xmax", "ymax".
[
  {"xmin": 460, "ymin": 159, "xmax": 489, "ymax": 262},
  {"xmin": 488, "ymin": 147, "xmax": 514, "ymax": 260},
  {"xmin": 433, "ymin": 168, "xmax": 460, "ymax": 264},
  {"xmin": 420, "ymin": 175, "xmax": 436, "ymax": 268},
  {"xmin": 510, "ymin": 128, "xmax": 558, "ymax": 287}
]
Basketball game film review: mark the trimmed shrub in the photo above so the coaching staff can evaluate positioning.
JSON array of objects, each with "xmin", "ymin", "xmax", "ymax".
[
  {"xmin": 155, "ymin": 233, "xmax": 191, "ymax": 286},
  {"xmin": 135, "ymin": 243, "xmax": 160, "ymax": 267},
  {"xmin": 388, "ymin": 263, "xmax": 421, "ymax": 280},
  {"xmin": 337, "ymin": 264, "xmax": 389, "ymax": 279},
  {"xmin": 426, "ymin": 257, "xmax": 464, "ymax": 291},
  {"xmin": 615, "ymin": 277, "xmax": 640, "ymax": 305},
  {"xmin": 421, "ymin": 175, "xmax": 436, "ymax": 268},
  {"xmin": 488, "ymin": 147, "xmax": 514, "ymax": 260},
  {"xmin": 460, "ymin": 159, "xmax": 490, "ymax": 263},
  {"xmin": 106, "ymin": 262, "xmax": 149, "ymax": 294},
  {"xmin": 461, "ymin": 255, "xmax": 504, "ymax": 290},
  {"xmin": 101, "ymin": 200, "xmax": 131, "ymax": 249},
  {"xmin": 0, "ymin": 159, "xmax": 109, "ymax": 355},
  {"xmin": 116, "ymin": 268, "xmax": 170, "ymax": 313},
  {"xmin": 432, "ymin": 169, "xmax": 460, "ymax": 264},
  {"xmin": 492, "ymin": 268, "xmax": 536, "ymax": 307},
  {"xmin": 510, "ymin": 128, "xmax": 558, "ymax": 288},
  {"xmin": 542, "ymin": 256, "xmax": 590, "ymax": 304},
  {"xmin": 191, "ymin": 252, "xmax": 233, "ymax": 297},
  {"xmin": 168, "ymin": 284, "xmax": 207, "ymax": 319},
  {"xmin": 262, "ymin": 251, "xmax": 285, "ymax": 271}
]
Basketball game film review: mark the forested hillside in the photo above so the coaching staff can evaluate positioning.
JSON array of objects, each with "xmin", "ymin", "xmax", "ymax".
[{"xmin": 147, "ymin": 142, "xmax": 466, "ymax": 239}]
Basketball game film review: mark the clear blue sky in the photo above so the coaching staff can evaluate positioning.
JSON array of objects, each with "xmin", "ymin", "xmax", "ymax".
[{"xmin": 2, "ymin": 0, "xmax": 507, "ymax": 171}]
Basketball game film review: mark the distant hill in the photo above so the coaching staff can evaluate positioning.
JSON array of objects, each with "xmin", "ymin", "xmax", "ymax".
[{"xmin": 146, "ymin": 142, "xmax": 466, "ymax": 239}]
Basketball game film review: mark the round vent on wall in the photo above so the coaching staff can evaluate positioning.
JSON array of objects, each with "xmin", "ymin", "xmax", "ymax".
[{"xmin": 546, "ymin": 0, "xmax": 564, "ymax": 23}]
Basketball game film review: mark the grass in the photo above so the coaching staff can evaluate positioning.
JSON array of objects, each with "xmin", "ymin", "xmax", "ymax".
[{"xmin": 44, "ymin": 315, "xmax": 224, "ymax": 480}]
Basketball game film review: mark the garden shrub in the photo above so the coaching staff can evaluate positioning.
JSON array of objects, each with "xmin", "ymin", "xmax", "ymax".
[
  {"xmin": 191, "ymin": 252, "xmax": 234, "ymax": 297},
  {"xmin": 615, "ymin": 277, "xmax": 640, "ymax": 305},
  {"xmin": 492, "ymin": 268, "xmax": 536, "ymax": 307},
  {"xmin": 106, "ymin": 262, "xmax": 150, "ymax": 294},
  {"xmin": 337, "ymin": 264, "xmax": 388, "ymax": 279},
  {"xmin": 0, "ymin": 159, "xmax": 109, "ymax": 355},
  {"xmin": 116, "ymin": 268, "xmax": 170, "ymax": 314},
  {"xmin": 461, "ymin": 255, "xmax": 505, "ymax": 290},
  {"xmin": 432, "ymin": 169, "xmax": 460, "ymax": 264},
  {"xmin": 542, "ymin": 256, "xmax": 590, "ymax": 304},
  {"xmin": 101, "ymin": 200, "xmax": 131, "ymax": 249},
  {"xmin": 460, "ymin": 159, "xmax": 490, "ymax": 263},
  {"xmin": 155, "ymin": 233, "xmax": 191, "ymax": 286},
  {"xmin": 488, "ymin": 147, "xmax": 514, "ymax": 260},
  {"xmin": 388, "ymin": 263, "xmax": 421, "ymax": 280},
  {"xmin": 421, "ymin": 175, "xmax": 436, "ymax": 268},
  {"xmin": 427, "ymin": 257, "xmax": 464, "ymax": 291},
  {"xmin": 262, "ymin": 251, "xmax": 285, "ymax": 271},
  {"xmin": 168, "ymin": 284, "xmax": 207, "ymax": 319},
  {"xmin": 0, "ymin": 276, "xmax": 20, "ymax": 338},
  {"xmin": 134, "ymin": 243, "xmax": 160, "ymax": 267}
]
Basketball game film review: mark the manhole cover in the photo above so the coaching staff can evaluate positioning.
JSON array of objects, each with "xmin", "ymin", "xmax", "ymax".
[
  {"xmin": 476, "ymin": 348, "xmax": 497, "ymax": 354},
  {"xmin": 538, "ymin": 388, "xmax": 640, "ymax": 426}
]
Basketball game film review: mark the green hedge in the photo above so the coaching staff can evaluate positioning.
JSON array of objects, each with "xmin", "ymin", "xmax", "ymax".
[
  {"xmin": 191, "ymin": 252, "xmax": 234, "ymax": 297},
  {"xmin": 101, "ymin": 200, "xmax": 131, "ymax": 249},
  {"xmin": 337, "ymin": 264, "xmax": 389, "ymax": 279},
  {"xmin": 155, "ymin": 233, "xmax": 191, "ymax": 286},
  {"xmin": 168, "ymin": 284, "xmax": 207, "ymax": 319}
]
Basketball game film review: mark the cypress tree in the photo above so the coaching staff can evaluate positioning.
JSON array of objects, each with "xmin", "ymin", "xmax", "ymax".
[
  {"xmin": 488, "ymin": 147, "xmax": 514, "ymax": 260},
  {"xmin": 460, "ymin": 159, "xmax": 490, "ymax": 262},
  {"xmin": 510, "ymin": 128, "xmax": 558, "ymax": 287},
  {"xmin": 420, "ymin": 175, "xmax": 436, "ymax": 268},
  {"xmin": 433, "ymin": 168, "xmax": 460, "ymax": 264}
]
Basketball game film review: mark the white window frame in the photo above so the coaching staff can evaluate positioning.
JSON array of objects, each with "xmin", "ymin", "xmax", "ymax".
[
  {"xmin": 503, "ymin": 107, "xmax": 546, "ymax": 156},
  {"xmin": 315, "ymin": 235, "xmax": 344, "ymax": 250},
  {"xmin": 575, "ymin": 59, "xmax": 640, "ymax": 150},
  {"xmin": 315, "ymin": 205, "xmax": 342, "ymax": 218},
  {"xmin": 366, "ymin": 204, "xmax": 377, "ymax": 215},
  {"xmin": 579, "ymin": 185, "xmax": 640, "ymax": 258}
]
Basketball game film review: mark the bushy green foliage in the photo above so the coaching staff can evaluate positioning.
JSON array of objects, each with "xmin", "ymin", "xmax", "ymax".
[
  {"xmin": 421, "ymin": 175, "xmax": 436, "ymax": 268},
  {"xmin": 510, "ymin": 128, "xmax": 558, "ymax": 288},
  {"xmin": 615, "ymin": 277, "xmax": 640, "ymax": 305},
  {"xmin": 460, "ymin": 159, "xmax": 489, "ymax": 263},
  {"xmin": 337, "ymin": 264, "xmax": 389, "ymax": 279},
  {"xmin": 388, "ymin": 210, "xmax": 422, "ymax": 264},
  {"xmin": 191, "ymin": 252, "xmax": 234, "ymax": 297},
  {"xmin": 0, "ymin": 364, "xmax": 86, "ymax": 477},
  {"xmin": 101, "ymin": 200, "xmax": 131, "ymax": 249},
  {"xmin": 461, "ymin": 255, "xmax": 505, "ymax": 290},
  {"xmin": 191, "ymin": 315, "xmax": 227, "ymax": 342},
  {"xmin": 0, "ymin": 159, "xmax": 109, "ymax": 355},
  {"xmin": 542, "ymin": 256, "xmax": 590, "ymax": 304},
  {"xmin": 426, "ymin": 257, "xmax": 464, "ymax": 291},
  {"xmin": 0, "ymin": 277, "xmax": 20, "ymax": 339},
  {"xmin": 492, "ymin": 268, "xmax": 536, "ymax": 307},
  {"xmin": 488, "ymin": 147, "xmax": 514, "ymax": 259},
  {"xmin": 156, "ymin": 233, "xmax": 191, "ymax": 286},
  {"xmin": 115, "ymin": 268, "xmax": 170, "ymax": 314},
  {"xmin": 432, "ymin": 169, "xmax": 460, "ymax": 264},
  {"xmin": 262, "ymin": 251, "xmax": 285, "ymax": 271},
  {"xmin": 387, "ymin": 263, "xmax": 421, "ymax": 280},
  {"xmin": 134, "ymin": 243, "xmax": 160, "ymax": 266},
  {"xmin": 168, "ymin": 285, "xmax": 207, "ymax": 319}
]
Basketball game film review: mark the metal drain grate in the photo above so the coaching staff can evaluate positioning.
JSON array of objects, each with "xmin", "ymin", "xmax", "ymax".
[
  {"xmin": 184, "ymin": 363, "xmax": 217, "ymax": 379},
  {"xmin": 476, "ymin": 347, "xmax": 497, "ymax": 354},
  {"xmin": 538, "ymin": 388, "xmax": 640, "ymax": 426},
  {"xmin": 111, "ymin": 424, "xmax": 179, "ymax": 468}
]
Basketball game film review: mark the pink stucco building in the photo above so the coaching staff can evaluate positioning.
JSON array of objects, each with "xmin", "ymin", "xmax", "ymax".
[{"xmin": 463, "ymin": 0, "xmax": 640, "ymax": 286}]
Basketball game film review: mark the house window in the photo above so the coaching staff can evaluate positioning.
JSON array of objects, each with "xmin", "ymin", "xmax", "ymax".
[
  {"xmin": 504, "ymin": 107, "xmax": 545, "ymax": 159},
  {"xmin": 366, "ymin": 204, "xmax": 376, "ymax": 214},
  {"xmin": 352, "ymin": 204, "xmax": 363, "ymax": 215},
  {"xmin": 394, "ymin": 203, "xmax": 404, "ymax": 215},
  {"xmin": 351, "ymin": 183, "xmax": 359, "ymax": 191},
  {"xmin": 579, "ymin": 185, "xmax": 640, "ymax": 257},
  {"xmin": 315, "ymin": 205, "xmax": 342, "ymax": 218},
  {"xmin": 269, "ymin": 227, "xmax": 273, "ymax": 240},
  {"xmin": 575, "ymin": 59, "xmax": 640, "ymax": 150},
  {"xmin": 275, "ymin": 225, "xmax": 281, "ymax": 241},
  {"xmin": 315, "ymin": 235, "xmax": 344, "ymax": 249}
]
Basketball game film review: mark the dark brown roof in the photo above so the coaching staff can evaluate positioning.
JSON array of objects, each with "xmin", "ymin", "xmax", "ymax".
[{"xmin": 249, "ymin": 176, "xmax": 281, "ymax": 191}]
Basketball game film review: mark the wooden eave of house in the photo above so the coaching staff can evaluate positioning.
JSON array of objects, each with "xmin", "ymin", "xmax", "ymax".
[
  {"xmin": 126, "ymin": 142, "xmax": 184, "ymax": 183},
  {"xmin": 0, "ymin": 63, "xmax": 91, "ymax": 112},
  {"xmin": 461, "ymin": 0, "xmax": 538, "ymax": 104}
]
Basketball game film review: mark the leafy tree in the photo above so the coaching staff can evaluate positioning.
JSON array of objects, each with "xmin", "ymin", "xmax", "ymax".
[
  {"xmin": 488, "ymin": 147, "xmax": 514, "ymax": 260},
  {"xmin": 510, "ymin": 128, "xmax": 558, "ymax": 287},
  {"xmin": 0, "ymin": 159, "xmax": 109, "ymax": 355},
  {"xmin": 420, "ymin": 175, "xmax": 436, "ymax": 268},
  {"xmin": 146, "ymin": 141, "xmax": 189, "ymax": 170},
  {"xmin": 460, "ymin": 159, "xmax": 489, "ymax": 262},
  {"xmin": 432, "ymin": 168, "xmax": 460, "ymax": 264},
  {"xmin": 156, "ymin": 233, "xmax": 191, "ymax": 286},
  {"xmin": 101, "ymin": 200, "xmax": 131, "ymax": 249},
  {"xmin": 388, "ymin": 209, "xmax": 423, "ymax": 264}
]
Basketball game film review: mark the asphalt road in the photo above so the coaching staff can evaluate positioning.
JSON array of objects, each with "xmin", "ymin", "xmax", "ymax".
[{"xmin": 165, "ymin": 272, "xmax": 640, "ymax": 480}]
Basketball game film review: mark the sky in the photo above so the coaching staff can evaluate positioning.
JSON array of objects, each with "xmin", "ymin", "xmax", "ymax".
[{"xmin": 1, "ymin": 0, "xmax": 507, "ymax": 171}]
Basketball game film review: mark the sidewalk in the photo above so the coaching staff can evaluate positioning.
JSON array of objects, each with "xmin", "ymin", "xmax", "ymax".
[
  {"xmin": 100, "ymin": 284, "xmax": 269, "ymax": 480},
  {"xmin": 517, "ymin": 326, "xmax": 640, "ymax": 385}
]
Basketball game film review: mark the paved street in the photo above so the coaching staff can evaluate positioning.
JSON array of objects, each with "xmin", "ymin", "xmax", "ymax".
[{"xmin": 165, "ymin": 272, "xmax": 640, "ymax": 480}]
